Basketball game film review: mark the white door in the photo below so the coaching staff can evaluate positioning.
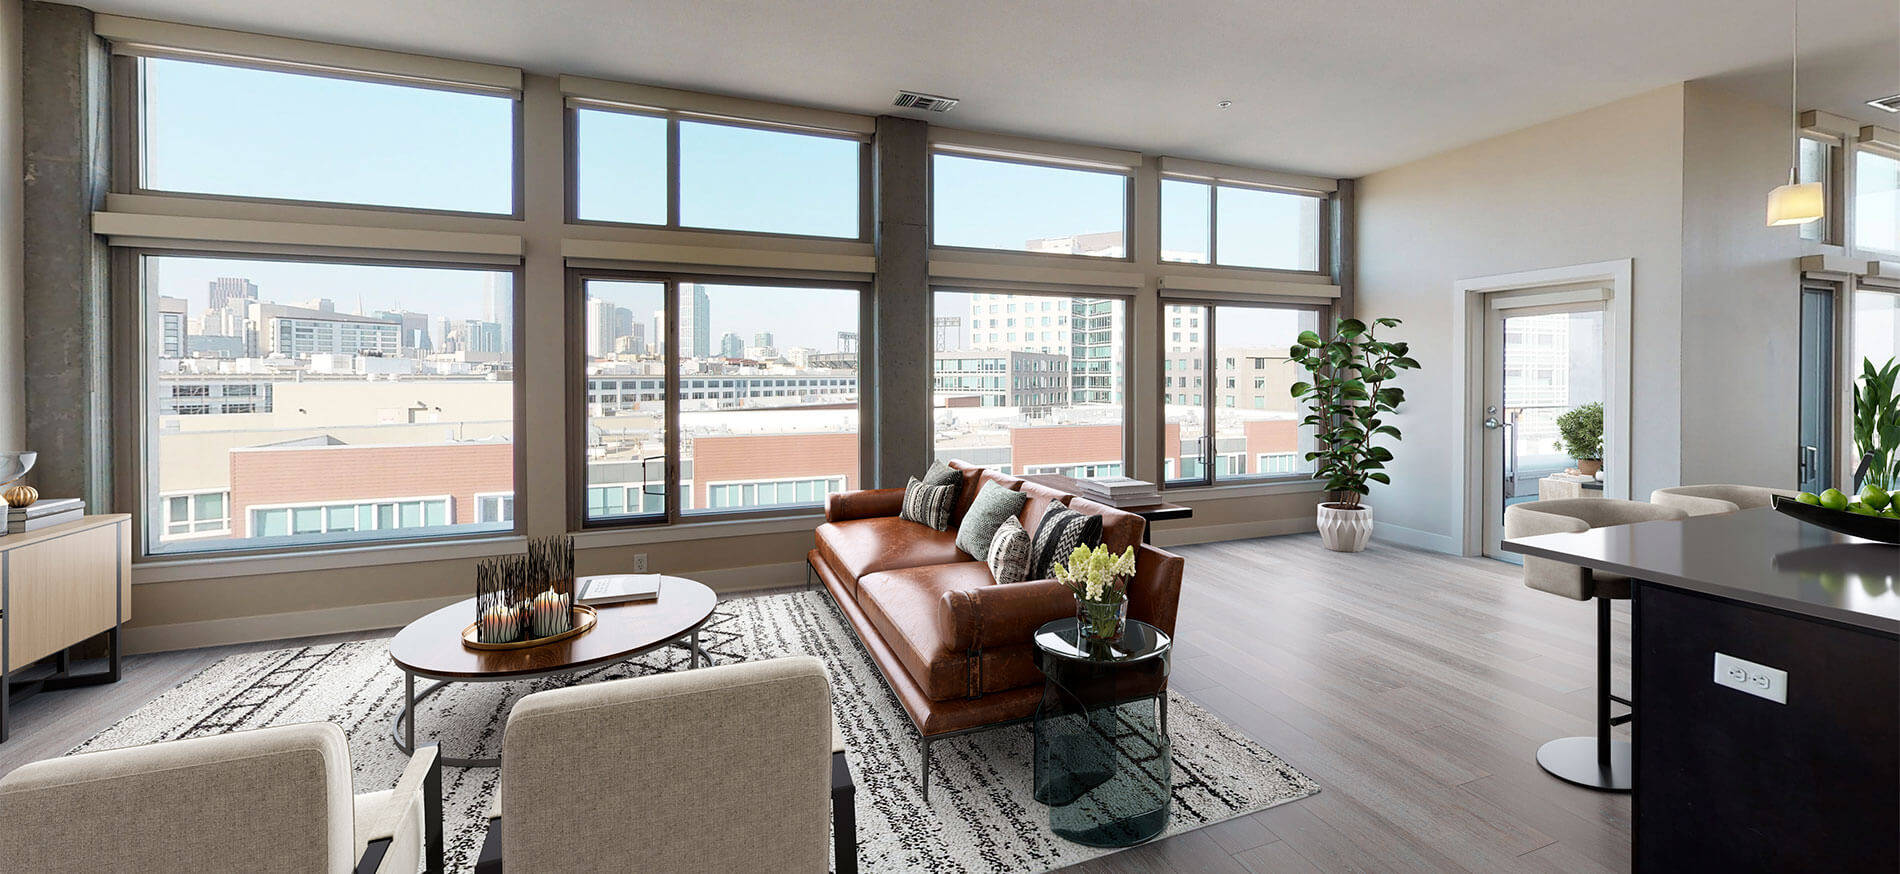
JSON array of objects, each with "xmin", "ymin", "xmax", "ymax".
[{"xmin": 1480, "ymin": 292, "xmax": 1611, "ymax": 559}]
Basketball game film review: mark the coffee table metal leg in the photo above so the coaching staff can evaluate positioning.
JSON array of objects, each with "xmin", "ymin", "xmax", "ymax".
[
  {"xmin": 404, "ymin": 671, "xmax": 415, "ymax": 755},
  {"xmin": 691, "ymin": 630, "xmax": 701, "ymax": 668},
  {"xmin": 390, "ymin": 675, "xmax": 502, "ymax": 768}
]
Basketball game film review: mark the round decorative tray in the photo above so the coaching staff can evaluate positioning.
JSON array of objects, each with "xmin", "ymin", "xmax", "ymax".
[{"xmin": 461, "ymin": 604, "xmax": 598, "ymax": 651}]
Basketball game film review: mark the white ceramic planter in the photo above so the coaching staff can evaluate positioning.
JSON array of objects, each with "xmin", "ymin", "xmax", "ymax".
[{"xmin": 1317, "ymin": 502, "xmax": 1373, "ymax": 552}]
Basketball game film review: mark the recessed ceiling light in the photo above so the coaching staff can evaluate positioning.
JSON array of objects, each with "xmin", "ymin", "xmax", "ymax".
[
  {"xmin": 1216, "ymin": 100, "xmax": 1233, "ymax": 110},
  {"xmin": 1868, "ymin": 94, "xmax": 1900, "ymax": 113}
]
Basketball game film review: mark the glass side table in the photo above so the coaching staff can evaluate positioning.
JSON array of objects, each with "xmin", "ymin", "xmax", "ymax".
[{"xmin": 1031, "ymin": 617, "xmax": 1172, "ymax": 847}]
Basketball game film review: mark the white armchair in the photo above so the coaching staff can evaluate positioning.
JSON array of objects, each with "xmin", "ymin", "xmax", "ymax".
[
  {"xmin": 0, "ymin": 721, "xmax": 441, "ymax": 874},
  {"xmin": 1649, "ymin": 484, "xmax": 1797, "ymax": 517},
  {"xmin": 474, "ymin": 655, "xmax": 856, "ymax": 874}
]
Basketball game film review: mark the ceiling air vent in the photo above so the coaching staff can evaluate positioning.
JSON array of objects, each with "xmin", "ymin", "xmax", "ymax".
[
  {"xmin": 1869, "ymin": 94, "xmax": 1900, "ymax": 114},
  {"xmin": 893, "ymin": 91, "xmax": 959, "ymax": 112}
]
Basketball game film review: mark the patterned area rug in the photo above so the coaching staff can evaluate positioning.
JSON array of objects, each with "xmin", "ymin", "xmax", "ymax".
[{"xmin": 73, "ymin": 590, "xmax": 1318, "ymax": 873}]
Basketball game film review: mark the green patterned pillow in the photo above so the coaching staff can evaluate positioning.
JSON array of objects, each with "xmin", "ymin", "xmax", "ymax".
[
  {"xmin": 955, "ymin": 482, "xmax": 1028, "ymax": 559},
  {"xmin": 898, "ymin": 477, "xmax": 956, "ymax": 531},
  {"xmin": 921, "ymin": 459, "xmax": 962, "ymax": 489},
  {"xmin": 987, "ymin": 516, "xmax": 1032, "ymax": 585}
]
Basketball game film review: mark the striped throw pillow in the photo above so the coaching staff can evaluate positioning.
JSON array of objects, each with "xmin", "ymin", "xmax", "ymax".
[
  {"xmin": 898, "ymin": 477, "xmax": 956, "ymax": 531},
  {"xmin": 1028, "ymin": 505, "xmax": 1104, "ymax": 580},
  {"xmin": 987, "ymin": 516, "xmax": 1033, "ymax": 585}
]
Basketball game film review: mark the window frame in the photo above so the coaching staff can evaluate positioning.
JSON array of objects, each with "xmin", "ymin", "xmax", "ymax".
[
  {"xmin": 1160, "ymin": 298, "xmax": 1330, "ymax": 491},
  {"xmin": 928, "ymin": 286, "xmax": 1137, "ymax": 479},
  {"xmin": 115, "ymin": 247, "xmax": 527, "ymax": 559},
  {"xmin": 1852, "ymin": 141, "xmax": 1900, "ymax": 259},
  {"xmin": 926, "ymin": 149, "xmax": 1137, "ymax": 263},
  {"xmin": 565, "ymin": 101, "xmax": 873, "ymax": 242},
  {"xmin": 1158, "ymin": 173, "xmax": 1332, "ymax": 277},
  {"xmin": 567, "ymin": 267, "xmax": 873, "ymax": 530},
  {"xmin": 110, "ymin": 52, "xmax": 526, "ymax": 220}
]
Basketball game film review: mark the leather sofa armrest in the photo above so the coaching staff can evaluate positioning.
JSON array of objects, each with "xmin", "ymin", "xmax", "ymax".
[
  {"xmin": 825, "ymin": 488, "xmax": 907, "ymax": 523},
  {"xmin": 941, "ymin": 579, "xmax": 1077, "ymax": 652}
]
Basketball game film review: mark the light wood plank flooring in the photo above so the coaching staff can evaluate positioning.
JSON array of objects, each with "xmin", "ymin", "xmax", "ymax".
[{"xmin": 0, "ymin": 534, "xmax": 1631, "ymax": 872}]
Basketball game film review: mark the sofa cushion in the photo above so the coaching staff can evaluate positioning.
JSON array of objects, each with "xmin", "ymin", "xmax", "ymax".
[
  {"xmin": 857, "ymin": 563, "xmax": 997, "ymax": 701},
  {"xmin": 898, "ymin": 477, "xmax": 957, "ymax": 531},
  {"xmin": 945, "ymin": 461, "xmax": 991, "ymax": 524},
  {"xmin": 815, "ymin": 517, "xmax": 972, "ymax": 597},
  {"xmin": 955, "ymin": 482, "xmax": 1028, "ymax": 559},
  {"xmin": 1028, "ymin": 505, "xmax": 1104, "ymax": 580},
  {"xmin": 986, "ymin": 517, "xmax": 1033, "ymax": 586}
]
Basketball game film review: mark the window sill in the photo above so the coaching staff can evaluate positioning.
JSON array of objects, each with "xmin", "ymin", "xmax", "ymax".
[
  {"xmin": 132, "ymin": 534, "xmax": 530, "ymax": 585},
  {"xmin": 570, "ymin": 513, "xmax": 825, "ymax": 548},
  {"xmin": 1161, "ymin": 479, "xmax": 1328, "ymax": 501}
]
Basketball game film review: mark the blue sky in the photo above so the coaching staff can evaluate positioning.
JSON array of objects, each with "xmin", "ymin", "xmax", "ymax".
[{"xmin": 145, "ymin": 56, "xmax": 1312, "ymax": 347}]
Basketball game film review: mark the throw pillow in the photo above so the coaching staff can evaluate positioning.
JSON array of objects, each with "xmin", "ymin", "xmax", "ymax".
[
  {"xmin": 955, "ymin": 482, "xmax": 1029, "ymax": 559},
  {"xmin": 898, "ymin": 477, "xmax": 956, "ymax": 531},
  {"xmin": 921, "ymin": 459, "xmax": 962, "ymax": 489},
  {"xmin": 987, "ymin": 516, "xmax": 1033, "ymax": 586},
  {"xmin": 1029, "ymin": 505, "xmax": 1105, "ymax": 580}
]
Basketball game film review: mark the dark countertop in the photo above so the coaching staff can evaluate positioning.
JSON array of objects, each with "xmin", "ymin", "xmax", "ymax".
[{"xmin": 1503, "ymin": 507, "xmax": 1900, "ymax": 636}]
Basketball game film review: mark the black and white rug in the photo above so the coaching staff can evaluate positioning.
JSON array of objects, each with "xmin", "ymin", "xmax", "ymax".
[{"xmin": 73, "ymin": 590, "xmax": 1318, "ymax": 873}]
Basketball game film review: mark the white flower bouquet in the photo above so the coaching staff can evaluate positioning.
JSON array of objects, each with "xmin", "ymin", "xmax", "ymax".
[{"xmin": 1053, "ymin": 544, "xmax": 1138, "ymax": 641}]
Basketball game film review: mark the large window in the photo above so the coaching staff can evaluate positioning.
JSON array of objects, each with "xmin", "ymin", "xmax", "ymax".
[
  {"xmin": 580, "ymin": 276, "xmax": 862, "ymax": 524},
  {"xmin": 931, "ymin": 290, "xmax": 1127, "ymax": 478},
  {"xmin": 141, "ymin": 254, "xmax": 517, "ymax": 554},
  {"xmin": 1857, "ymin": 289, "xmax": 1900, "ymax": 374},
  {"xmin": 135, "ymin": 57, "xmax": 516, "ymax": 214},
  {"xmin": 931, "ymin": 153, "xmax": 1129, "ymax": 257},
  {"xmin": 1856, "ymin": 148, "xmax": 1900, "ymax": 256},
  {"xmin": 1161, "ymin": 177, "xmax": 1322, "ymax": 271},
  {"xmin": 1164, "ymin": 303, "xmax": 1321, "ymax": 487},
  {"xmin": 573, "ymin": 107, "xmax": 863, "ymax": 238}
]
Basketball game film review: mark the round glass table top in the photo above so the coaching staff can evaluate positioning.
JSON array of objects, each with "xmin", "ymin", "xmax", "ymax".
[{"xmin": 1033, "ymin": 617, "xmax": 1170, "ymax": 664}]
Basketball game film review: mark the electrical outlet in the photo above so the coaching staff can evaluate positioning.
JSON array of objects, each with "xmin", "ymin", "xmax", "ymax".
[
  {"xmin": 1713, "ymin": 652, "xmax": 1787, "ymax": 704},
  {"xmin": 634, "ymin": 553, "xmax": 648, "ymax": 573}
]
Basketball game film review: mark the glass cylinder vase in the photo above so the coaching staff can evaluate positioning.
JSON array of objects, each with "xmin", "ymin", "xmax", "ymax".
[{"xmin": 1076, "ymin": 598, "xmax": 1128, "ymax": 644}]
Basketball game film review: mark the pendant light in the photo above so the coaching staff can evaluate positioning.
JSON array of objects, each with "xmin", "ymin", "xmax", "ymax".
[{"xmin": 1767, "ymin": 0, "xmax": 1824, "ymax": 226}]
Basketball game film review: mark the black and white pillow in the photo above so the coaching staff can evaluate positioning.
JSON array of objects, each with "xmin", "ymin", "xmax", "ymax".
[
  {"xmin": 898, "ymin": 477, "xmax": 956, "ymax": 531},
  {"xmin": 955, "ymin": 482, "xmax": 1028, "ymax": 559},
  {"xmin": 921, "ymin": 460, "xmax": 963, "ymax": 490},
  {"xmin": 987, "ymin": 516, "xmax": 1033, "ymax": 586},
  {"xmin": 1029, "ymin": 505, "xmax": 1104, "ymax": 580}
]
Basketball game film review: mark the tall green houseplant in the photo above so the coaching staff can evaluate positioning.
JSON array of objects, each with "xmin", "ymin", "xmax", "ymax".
[
  {"xmin": 1855, "ymin": 357, "xmax": 1899, "ymax": 492},
  {"xmin": 1289, "ymin": 317, "xmax": 1421, "ymax": 509}
]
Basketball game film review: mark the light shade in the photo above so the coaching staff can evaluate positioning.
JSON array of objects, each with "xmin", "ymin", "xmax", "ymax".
[{"xmin": 1766, "ymin": 181, "xmax": 1824, "ymax": 226}]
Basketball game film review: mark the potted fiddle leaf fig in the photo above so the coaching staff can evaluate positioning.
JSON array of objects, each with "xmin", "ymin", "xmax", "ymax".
[{"xmin": 1289, "ymin": 317, "xmax": 1421, "ymax": 552}]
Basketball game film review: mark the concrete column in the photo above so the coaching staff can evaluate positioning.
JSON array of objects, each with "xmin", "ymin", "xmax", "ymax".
[
  {"xmin": 0, "ymin": 0, "xmax": 25, "ymax": 453},
  {"xmin": 21, "ymin": 1, "xmax": 108, "ymax": 505},
  {"xmin": 871, "ymin": 115, "xmax": 929, "ymax": 487}
]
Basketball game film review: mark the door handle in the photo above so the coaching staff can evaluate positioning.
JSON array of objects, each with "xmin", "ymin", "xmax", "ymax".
[{"xmin": 1481, "ymin": 405, "xmax": 1502, "ymax": 430}]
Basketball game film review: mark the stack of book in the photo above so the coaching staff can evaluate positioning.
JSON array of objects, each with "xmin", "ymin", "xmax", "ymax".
[
  {"xmin": 8, "ymin": 498, "xmax": 83, "ymax": 534},
  {"xmin": 1075, "ymin": 477, "xmax": 1160, "ymax": 508}
]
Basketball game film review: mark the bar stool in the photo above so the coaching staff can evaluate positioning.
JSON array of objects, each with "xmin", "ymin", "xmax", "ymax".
[
  {"xmin": 1505, "ymin": 498, "xmax": 1687, "ymax": 791},
  {"xmin": 1649, "ymin": 484, "xmax": 1797, "ymax": 517}
]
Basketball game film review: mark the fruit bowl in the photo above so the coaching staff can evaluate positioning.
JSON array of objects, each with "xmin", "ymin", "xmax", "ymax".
[{"xmin": 1771, "ymin": 495, "xmax": 1900, "ymax": 545}]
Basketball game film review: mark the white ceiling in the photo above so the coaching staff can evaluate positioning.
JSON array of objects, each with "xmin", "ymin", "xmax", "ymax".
[{"xmin": 80, "ymin": 0, "xmax": 1900, "ymax": 178}]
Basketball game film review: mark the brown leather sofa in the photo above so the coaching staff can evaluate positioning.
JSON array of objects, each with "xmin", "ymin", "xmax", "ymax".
[{"xmin": 806, "ymin": 459, "xmax": 1184, "ymax": 799}]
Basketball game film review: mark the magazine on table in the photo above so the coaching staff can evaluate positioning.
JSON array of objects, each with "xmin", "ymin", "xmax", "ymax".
[{"xmin": 577, "ymin": 573, "xmax": 663, "ymax": 606}]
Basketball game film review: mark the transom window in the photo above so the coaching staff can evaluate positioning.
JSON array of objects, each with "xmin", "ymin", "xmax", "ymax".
[
  {"xmin": 1162, "ymin": 177, "xmax": 1323, "ymax": 271},
  {"xmin": 1856, "ymin": 148, "xmax": 1900, "ymax": 256},
  {"xmin": 131, "ymin": 56, "xmax": 517, "ymax": 214},
  {"xmin": 573, "ymin": 107, "xmax": 864, "ymax": 238},
  {"xmin": 931, "ymin": 152, "xmax": 1129, "ymax": 258}
]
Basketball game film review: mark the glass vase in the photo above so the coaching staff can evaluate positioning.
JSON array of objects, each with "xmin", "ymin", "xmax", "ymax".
[{"xmin": 1077, "ymin": 597, "xmax": 1128, "ymax": 644}]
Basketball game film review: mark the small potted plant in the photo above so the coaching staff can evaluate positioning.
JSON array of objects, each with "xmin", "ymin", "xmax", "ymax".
[
  {"xmin": 1290, "ymin": 317, "xmax": 1421, "ymax": 552},
  {"xmin": 1554, "ymin": 402, "xmax": 1605, "ymax": 478},
  {"xmin": 1053, "ymin": 543, "xmax": 1138, "ymax": 642}
]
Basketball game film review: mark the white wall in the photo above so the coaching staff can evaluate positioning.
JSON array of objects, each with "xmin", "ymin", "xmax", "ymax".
[
  {"xmin": 1678, "ymin": 81, "xmax": 1818, "ymax": 487},
  {"xmin": 0, "ymin": 0, "xmax": 23, "ymax": 451},
  {"xmin": 1356, "ymin": 85, "xmax": 1689, "ymax": 550}
]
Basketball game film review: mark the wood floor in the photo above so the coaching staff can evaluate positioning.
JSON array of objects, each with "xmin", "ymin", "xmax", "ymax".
[{"xmin": 0, "ymin": 534, "xmax": 1631, "ymax": 873}]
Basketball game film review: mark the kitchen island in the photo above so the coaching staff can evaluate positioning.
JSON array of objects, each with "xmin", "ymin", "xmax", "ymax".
[{"xmin": 1505, "ymin": 507, "xmax": 1898, "ymax": 874}]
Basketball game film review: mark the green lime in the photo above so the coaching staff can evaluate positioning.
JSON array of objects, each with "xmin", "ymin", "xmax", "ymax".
[
  {"xmin": 1819, "ymin": 488, "xmax": 1850, "ymax": 511},
  {"xmin": 1860, "ymin": 484, "xmax": 1892, "ymax": 511},
  {"xmin": 1796, "ymin": 492, "xmax": 1821, "ymax": 505},
  {"xmin": 1849, "ymin": 503, "xmax": 1879, "ymax": 516}
]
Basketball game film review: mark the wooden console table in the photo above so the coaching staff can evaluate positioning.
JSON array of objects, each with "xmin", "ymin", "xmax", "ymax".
[{"xmin": 0, "ymin": 514, "xmax": 131, "ymax": 742}]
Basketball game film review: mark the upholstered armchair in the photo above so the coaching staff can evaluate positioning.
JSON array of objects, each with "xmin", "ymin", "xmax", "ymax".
[
  {"xmin": 1649, "ymin": 484, "xmax": 1797, "ymax": 517},
  {"xmin": 0, "ymin": 722, "xmax": 442, "ymax": 874},
  {"xmin": 475, "ymin": 655, "xmax": 856, "ymax": 874}
]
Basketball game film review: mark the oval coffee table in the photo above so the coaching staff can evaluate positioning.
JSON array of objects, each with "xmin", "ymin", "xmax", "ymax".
[{"xmin": 389, "ymin": 575, "xmax": 717, "ymax": 767}]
